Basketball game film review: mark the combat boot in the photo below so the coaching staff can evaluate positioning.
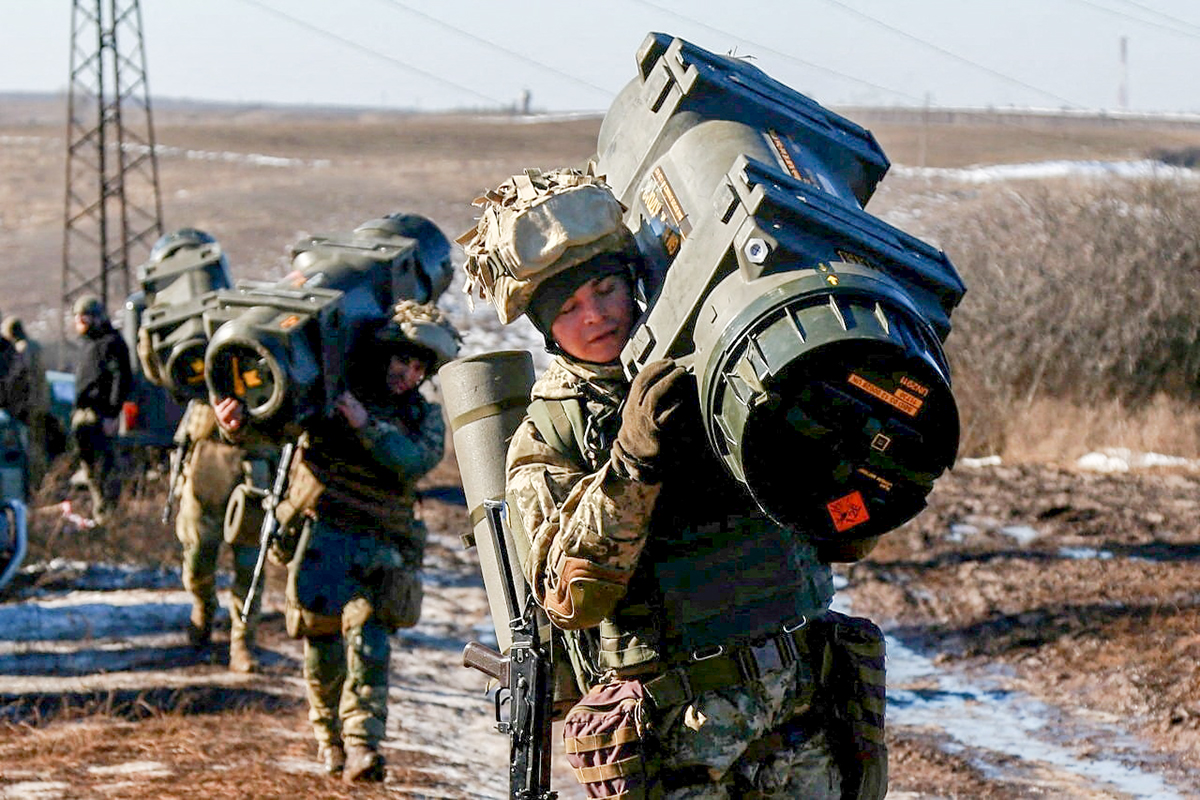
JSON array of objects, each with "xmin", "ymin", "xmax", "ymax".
[
  {"xmin": 318, "ymin": 743, "xmax": 346, "ymax": 776},
  {"xmin": 186, "ymin": 603, "xmax": 213, "ymax": 647},
  {"xmin": 229, "ymin": 637, "xmax": 259, "ymax": 673},
  {"xmin": 343, "ymin": 744, "xmax": 385, "ymax": 783}
]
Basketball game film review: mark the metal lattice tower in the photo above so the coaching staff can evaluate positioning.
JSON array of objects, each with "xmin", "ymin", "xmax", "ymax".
[{"xmin": 62, "ymin": 0, "xmax": 163, "ymax": 323}]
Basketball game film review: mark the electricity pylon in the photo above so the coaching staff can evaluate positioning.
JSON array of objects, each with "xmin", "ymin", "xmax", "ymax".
[{"xmin": 61, "ymin": 0, "xmax": 163, "ymax": 327}]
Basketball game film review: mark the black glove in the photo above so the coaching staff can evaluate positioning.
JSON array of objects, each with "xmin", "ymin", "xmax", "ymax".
[{"xmin": 611, "ymin": 359, "xmax": 695, "ymax": 483}]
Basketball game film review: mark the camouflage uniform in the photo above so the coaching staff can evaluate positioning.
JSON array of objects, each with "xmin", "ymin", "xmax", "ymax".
[
  {"xmin": 507, "ymin": 356, "xmax": 843, "ymax": 799},
  {"xmin": 173, "ymin": 401, "xmax": 272, "ymax": 671},
  {"xmin": 286, "ymin": 389, "xmax": 443, "ymax": 767}
]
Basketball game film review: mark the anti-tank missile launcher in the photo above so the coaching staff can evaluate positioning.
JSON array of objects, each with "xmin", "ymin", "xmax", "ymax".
[
  {"xmin": 593, "ymin": 33, "xmax": 967, "ymax": 547},
  {"xmin": 202, "ymin": 213, "xmax": 454, "ymax": 434},
  {"xmin": 138, "ymin": 239, "xmax": 234, "ymax": 399}
]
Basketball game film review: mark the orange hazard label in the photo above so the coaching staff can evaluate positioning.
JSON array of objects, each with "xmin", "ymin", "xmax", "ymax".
[
  {"xmin": 899, "ymin": 375, "xmax": 930, "ymax": 397},
  {"xmin": 279, "ymin": 314, "xmax": 301, "ymax": 330},
  {"xmin": 652, "ymin": 167, "xmax": 687, "ymax": 230},
  {"xmin": 828, "ymin": 491, "xmax": 870, "ymax": 532},
  {"xmin": 848, "ymin": 373, "xmax": 923, "ymax": 417}
]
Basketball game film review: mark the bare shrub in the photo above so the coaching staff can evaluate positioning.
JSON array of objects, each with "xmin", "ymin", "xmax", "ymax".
[{"xmin": 924, "ymin": 178, "xmax": 1200, "ymax": 456}]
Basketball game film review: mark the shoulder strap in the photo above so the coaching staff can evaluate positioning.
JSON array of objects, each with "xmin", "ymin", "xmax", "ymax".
[{"xmin": 527, "ymin": 396, "xmax": 588, "ymax": 463}]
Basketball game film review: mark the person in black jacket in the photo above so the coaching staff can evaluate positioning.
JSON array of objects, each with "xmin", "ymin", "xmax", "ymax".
[{"xmin": 70, "ymin": 294, "xmax": 132, "ymax": 524}]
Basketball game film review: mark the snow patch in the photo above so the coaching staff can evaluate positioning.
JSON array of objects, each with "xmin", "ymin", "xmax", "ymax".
[
  {"xmin": 87, "ymin": 761, "xmax": 173, "ymax": 778},
  {"xmin": 0, "ymin": 782, "xmax": 74, "ymax": 800},
  {"xmin": 893, "ymin": 159, "xmax": 1200, "ymax": 184},
  {"xmin": 1076, "ymin": 447, "xmax": 1200, "ymax": 473},
  {"xmin": 999, "ymin": 525, "xmax": 1040, "ymax": 546},
  {"xmin": 884, "ymin": 630, "xmax": 1185, "ymax": 799},
  {"xmin": 1059, "ymin": 547, "xmax": 1114, "ymax": 560},
  {"xmin": 960, "ymin": 455, "xmax": 1002, "ymax": 468}
]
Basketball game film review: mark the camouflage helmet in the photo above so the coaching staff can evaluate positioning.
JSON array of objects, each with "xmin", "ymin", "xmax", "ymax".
[
  {"xmin": 458, "ymin": 167, "xmax": 638, "ymax": 324},
  {"xmin": 149, "ymin": 227, "xmax": 219, "ymax": 264},
  {"xmin": 375, "ymin": 299, "xmax": 462, "ymax": 371}
]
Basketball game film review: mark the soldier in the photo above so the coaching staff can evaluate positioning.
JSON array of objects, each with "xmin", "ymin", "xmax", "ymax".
[
  {"xmin": 70, "ymin": 294, "xmax": 133, "ymax": 524},
  {"xmin": 0, "ymin": 316, "xmax": 47, "ymax": 491},
  {"xmin": 134, "ymin": 228, "xmax": 270, "ymax": 671},
  {"xmin": 168, "ymin": 400, "xmax": 273, "ymax": 671},
  {"xmin": 460, "ymin": 169, "xmax": 887, "ymax": 799},
  {"xmin": 214, "ymin": 300, "xmax": 460, "ymax": 783}
]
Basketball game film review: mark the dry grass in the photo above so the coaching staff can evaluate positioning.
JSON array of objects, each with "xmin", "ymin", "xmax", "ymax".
[
  {"xmin": 999, "ymin": 394, "xmax": 1200, "ymax": 464},
  {"xmin": 0, "ymin": 709, "xmax": 442, "ymax": 799},
  {"xmin": 24, "ymin": 456, "xmax": 179, "ymax": 567}
]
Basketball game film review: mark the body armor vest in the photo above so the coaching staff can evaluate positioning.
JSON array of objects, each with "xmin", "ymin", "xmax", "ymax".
[
  {"xmin": 303, "ymin": 395, "xmax": 426, "ymax": 536},
  {"xmin": 528, "ymin": 388, "xmax": 833, "ymax": 682}
]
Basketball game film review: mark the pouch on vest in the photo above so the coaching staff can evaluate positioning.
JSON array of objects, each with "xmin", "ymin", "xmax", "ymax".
[
  {"xmin": 283, "ymin": 519, "xmax": 341, "ymax": 639},
  {"xmin": 376, "ymin": 567, "xmax": 424, "ymax": 631},
  {"xmin": 563, "ymin": 679, "xmax": 661, "ymax": 800},
  {"xmin": 274, "ymin": 457, "xmax": 324, "ymax": 538},
  {"xmin": 819, "ymin": 610, "xmax": 888, "ymax": 800},
  {"xmin": 188, "ymin": 438, "xmax": 243, "ymax": 509}
]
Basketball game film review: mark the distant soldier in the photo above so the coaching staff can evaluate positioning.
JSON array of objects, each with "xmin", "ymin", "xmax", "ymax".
[
  {"xmin": 70, "ymin": 294, "xmax": 133, "ymax": 525},
  {"xmin": 214, "ymin": 301, "xmax": 460, "ymax": 783},
  {"xmin": 1, "ymin": 316, "xmax": 49, "ymax": 489}
]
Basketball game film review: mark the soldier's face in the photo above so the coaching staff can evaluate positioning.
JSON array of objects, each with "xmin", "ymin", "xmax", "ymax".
[
  {"xmin": 550, "ymin": 274, "xmax": 635, "ymax": 364},
  {"xmin": 386, "ymin": 355, "xmax": 426, "ymax": 395},
  {"xmin": 73, "ymin": 313, "xmax": 91, "ymax": 336}
]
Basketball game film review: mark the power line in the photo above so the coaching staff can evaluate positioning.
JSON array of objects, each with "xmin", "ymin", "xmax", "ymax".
[
  {"xmin": 372, "ymin": 0, "xmax": 615, "ymax": 102},
  {"xmin": 231, "ymin": 0, "xmax": 506, "ymax": 107},
  {"xmin": 623, "ymin": 1, "xmax": 1121, "ymax": 161},
  {"xmin": 816, "ymin": 0, "xmax": 1086, "ymax": 109},
  {"xmin": 1063, "ymin": 0, "xmax": 1200, "ymax": 39},
  {"xmin": 623, "ymin": 0, "xmax": 927, "ymax": 104}
]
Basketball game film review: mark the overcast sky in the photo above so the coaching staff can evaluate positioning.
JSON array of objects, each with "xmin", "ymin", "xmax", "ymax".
[{"xmin": 3, "ymin": 0, "xmax": 1200, "ymax": 114}]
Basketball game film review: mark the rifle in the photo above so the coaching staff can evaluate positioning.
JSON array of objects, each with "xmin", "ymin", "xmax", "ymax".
[
  {"xmin": 161, "ymin": 433, "xmax": 193, "ymax": 524},
  {"xmin": 462, "ymin": 498, "xmax": 557, "ymax": 800},
  {"xmin": 240, "ymin": 438, "xmax": 298, "ymax": 625}
]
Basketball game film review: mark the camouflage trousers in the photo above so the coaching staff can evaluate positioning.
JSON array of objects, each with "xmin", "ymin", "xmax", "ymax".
[
  {"xmin": 656, "ymin": 661, "xmax": 841, "ymax": 799},
  {"xmin": 302, "ymin": 620, "xmax": 391, "ymax": 751},
  {"xmin": 290, "ymin": 518, "xmax": 413, "ymax": 750},
  {"xmin": 176, "ymin": 477, "xmax": 259, "ymax": 645}
]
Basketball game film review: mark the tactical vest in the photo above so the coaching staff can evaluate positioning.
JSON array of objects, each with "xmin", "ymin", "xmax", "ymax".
[
  {"xmin": 525, "ymin": 392, "xmax": 834, "ymax": 684},
  {"xmin": 301, "ymin": 399, "xmax": 427, "ymax": 540}
]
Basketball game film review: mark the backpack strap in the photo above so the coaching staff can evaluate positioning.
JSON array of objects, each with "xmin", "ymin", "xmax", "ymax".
[{"xmin": 527, "ymin": 396, "xmax": 588, "ymax": 465}]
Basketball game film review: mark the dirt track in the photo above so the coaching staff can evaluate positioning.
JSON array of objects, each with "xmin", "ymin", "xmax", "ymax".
[
  {"xmin": 4, "ymin": 456, "xmax": 1199, "ymax": 799},
  {"xmin": 3, "ymin": 99, "xmax": 1200, "ymax": 798}
]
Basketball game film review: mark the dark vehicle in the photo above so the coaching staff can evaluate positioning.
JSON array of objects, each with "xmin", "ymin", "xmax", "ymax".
[
  {"xmin": 120, "ymin": 291, "xmax": 184, "ymax": 451},
  {"xmin": 45, "ymin": 369, "xmax": 75, "ymax": 459}
]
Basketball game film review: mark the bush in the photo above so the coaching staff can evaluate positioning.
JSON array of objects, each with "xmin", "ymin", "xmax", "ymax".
[{"xmin": 922, "ymin": 179, "xmax": 1200, "ymax": 455}]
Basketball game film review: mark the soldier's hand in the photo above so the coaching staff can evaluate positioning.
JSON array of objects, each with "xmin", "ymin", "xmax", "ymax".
[
  {"xmin": 213, "ymin": 396, "xmax": 246, "ymax": 432},
  {"xmin": 335, "ymin": 391, "xmax": 368, "ymax": 429},
  {"xmin": 612, "ymin": 358, "xmax": 695, "ymax": 483}
]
